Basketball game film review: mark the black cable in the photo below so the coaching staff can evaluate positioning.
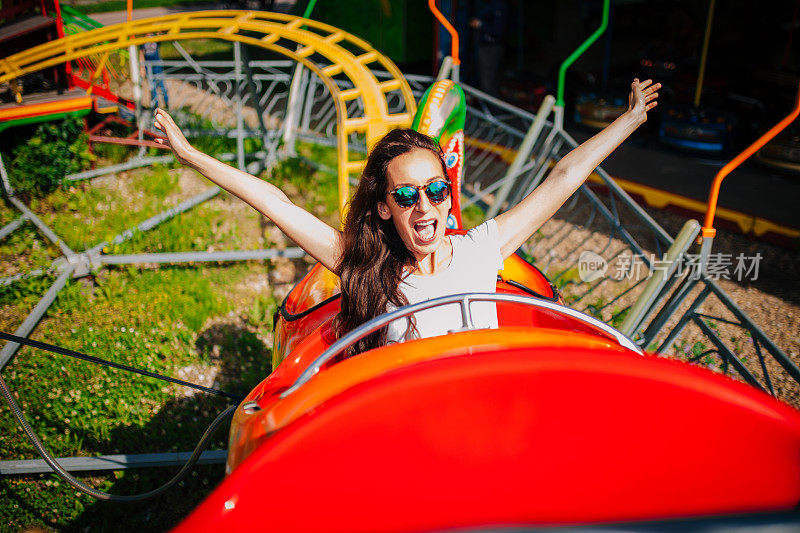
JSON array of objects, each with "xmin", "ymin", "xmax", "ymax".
[
  {"xmin": 279, "ymin": 293, "xmax": 341, "ymax": 323},
  {"xmin": 0, "ymin": 370, "xmax": 235, "ymax": 502},
  {"xmin": 0, "ymin": 331, "xmax": 244, "ymax": 402},
  {"xmin": 497, "ymin": 277, "xmax": 560, "ymax": 302}
]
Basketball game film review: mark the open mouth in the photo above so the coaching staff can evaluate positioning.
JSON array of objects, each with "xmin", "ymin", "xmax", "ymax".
[{"xmin": 414, "ymin": 219, "xmax": 437, "ymax": 242}]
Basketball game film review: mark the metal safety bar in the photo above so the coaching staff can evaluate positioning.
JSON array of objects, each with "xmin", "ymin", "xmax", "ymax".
[{"xmin": 281, "ymin": 292, "xmax": 642, "ymax": 399}]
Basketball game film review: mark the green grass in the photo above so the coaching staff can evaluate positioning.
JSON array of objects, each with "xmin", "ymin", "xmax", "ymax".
[
  {"xmin": 0, "ymin": 263, "xmax": 278, "ymax": 530},
  {"xmin": 585, "ymin": 296, "xmax": 606, "ymax": 321},
  {"xmin": 0, "ymin": 199, "xmax": 20, "ymax": 227},
  {"xmin": 3, "ymin": 268, "xmax": 226, "ymax": 453},
  {"xmin": 109, "ymin": 205, "xmax": 241, "ymax": 255},
  {"xmin": 270, "ymin": 151, "xmax": 340, "ymax": 223},
  {"xmin": 0, "ymin": 156, "xmax": 310, "ymax": 530},
  {"xmin": 93, "ymin": 141, "xmax": 137, "ymax": 165},
  {"xmin": 0, "ymin": 223, "xmax": 60, "ymax": 278},
  {"xmin": 460, "ymin": 203, "xmax": 485, "ymax": 230},
  {"xmin": 29, "ymin": 164, "xmax": 190, "ymax": 252},
  {"xmin": 609, "ymin": 306, "xmax": 629, "ymax": 329},
  {"xmin": 159, "ymin": 39, "xmax": 234, "ymax": 60},
  {"xmin": 691, "ymin": 341, "xmax": 708, "ymax": 357},
  {"xmin": 297, "ymin": 140, "xmax": 339, "ymax": 171}
]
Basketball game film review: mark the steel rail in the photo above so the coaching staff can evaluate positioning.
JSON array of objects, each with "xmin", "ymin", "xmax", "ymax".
[
  {"xmin": 0, "ymin": 450, "xmax": 227, "ymax": 475},
  {"xmin": 0, "ymin": 265, "xmax": 75, "ymax": 371},
  {"xmin": 64, "ymin": 155, "xmax": 173, "ymax": 182},
  {"xmin": 99, "ymin": 248, "xmax": 306, "ymax": 265},
  {"xmin": 7, "ymin": 196, "xmax": 76, "ymax": 259},
  {"xmin": 282, "ymin": 292, "xmax": 641, "ymax": 398},
  {"xmin": 0, "ymin": 215, "xmax": 27, "ymax": 240}
]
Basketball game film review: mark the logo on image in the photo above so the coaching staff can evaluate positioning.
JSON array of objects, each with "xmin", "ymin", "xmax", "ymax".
[{"xmin": 578, "ymin": 251, "xmax": 607, "ymax": 282}]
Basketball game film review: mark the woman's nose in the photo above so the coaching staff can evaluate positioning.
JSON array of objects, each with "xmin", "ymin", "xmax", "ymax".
[{"xmin": 414, "ymin": 190, "xmax": 432, "ymax": 211}]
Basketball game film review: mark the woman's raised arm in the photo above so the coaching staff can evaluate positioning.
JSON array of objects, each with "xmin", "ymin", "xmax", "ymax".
[
  {"xmin": 495, "ymin": 78, "xmax": 660, "ymax": 259},
  {"xmin": 153, "ymin": 109, "xmax": 342, "ymax": 271}
]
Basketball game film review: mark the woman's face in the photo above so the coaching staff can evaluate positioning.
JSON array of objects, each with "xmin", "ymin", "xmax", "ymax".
[{"xmin": 377, "ymin": 148, "xmax": 451, "ymax": 262}]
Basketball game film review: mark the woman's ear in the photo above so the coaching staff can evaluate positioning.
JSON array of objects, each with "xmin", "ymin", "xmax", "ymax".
[{"xmin": 377, "ymin": 201, "xmax": 392, "ymax": 220}]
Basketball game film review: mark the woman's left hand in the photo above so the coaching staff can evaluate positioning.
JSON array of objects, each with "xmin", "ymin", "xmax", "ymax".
[
  {"xmin": 628, "ymin": 78, "xmax": 660, "ymax": 124},
  {"xmin": 153, "ymin": 108, "xmax": 196, "ymax": 166}
]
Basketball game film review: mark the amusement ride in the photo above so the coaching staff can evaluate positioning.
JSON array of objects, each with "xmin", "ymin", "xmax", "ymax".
[{"xmin": 1, "ymin": 0, "xmax": 800, "ymax": 530}]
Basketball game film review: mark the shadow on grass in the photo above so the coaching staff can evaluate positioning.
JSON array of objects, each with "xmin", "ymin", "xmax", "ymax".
[{"xmin": 3, "ymin": 321, "xmax": 271, "ymax": 532}]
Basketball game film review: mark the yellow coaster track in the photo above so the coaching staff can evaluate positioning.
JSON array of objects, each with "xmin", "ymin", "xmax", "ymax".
[{"xmin": 0, "ymin": 11, "xmax": 417, "ymax": 215}]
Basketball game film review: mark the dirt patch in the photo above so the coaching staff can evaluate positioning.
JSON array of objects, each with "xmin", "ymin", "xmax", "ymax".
[
  {"xmin": 173, "ymin": 167, "xmax": 213, "ymax": 199},
  {"xmin": 173, "ymin": 363, "xmax": 221, "ymax": 399}
]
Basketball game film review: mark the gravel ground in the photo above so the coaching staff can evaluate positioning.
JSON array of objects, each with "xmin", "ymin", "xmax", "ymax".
[{"xmin": 529, "ymin": 196, "xmax": 800, "ymax": 408}]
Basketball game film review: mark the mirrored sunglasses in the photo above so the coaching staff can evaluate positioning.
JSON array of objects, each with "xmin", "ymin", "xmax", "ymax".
[{"xmin": 388, "ymin": 179, "xmax": 451, "ymax": 208}]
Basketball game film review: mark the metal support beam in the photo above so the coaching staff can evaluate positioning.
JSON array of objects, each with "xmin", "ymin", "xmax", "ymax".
[
  {"xmin": 0, "ymin": 215, "xmax": 27, "ymax": 240},
  {"xmin": 486, "ymin": 95, "xmax": 555, "ymax": 218},
  {"xmin": 705, "ymin": 279, "xmax": 800, "ymax": 384},
  {"xmin": 513, "ymin": 134, "xmax": 562, "ymax": 205},
  {"xmin": 300, "ymin": 72, "xmax": 316, "ymax": 133},
  {"xmin": 462, "ymin": 160, "xmax": 536, "ymax": 210},
  {"xmin": 171, "ymin": 41, "xmax": 226, "ymax": 99},
  {"xmin": 128, "ymin": 43, "xmax": 143, "ymax": 150},
  {"xmin": 87, "ymin": 187, "xmax": 221, "ymax": 255},
  {"xmin": 282, "ymin": 62, "xmax": 307, "ymax": 156},
  {"xmin": 460, "ymin": 83, "xmax": 537, "ymax": 121},
  {"xmin": 100, "ymin": 247, "xmax": 306, "ymax": 265},
  {"xmin": 653, "ymin": 283, "xmax": 710, "ymax": 353},
  {"xmin": 619, "ymin": 219, "xmax": 701, "ymax": 338},
  {"xmin": 241, "ymin": 44, "xmax": 273, "ymax": 171},
  {"xmin": 0, "ymin": 450, "xmax": 226, "ymax": 475},
  {"xmin": 7, "ymin": 196, "xmax": 76, "ymax": 259},
  {"xmin": 65, "ymin": 155, "xmax": 173, "ymax": 182},
  {"xmin": 574, "ymin": 183, "xmax": 655, "ymax": 268},
  {"xmin": 234, "ymin": 41, "xmax": 245, "ymax": 171},
  {"xmin": 693, "ymin": 314, "xmax": 764, "ymax": 391},
  {"xmin": 641, "ymin": 274, "xmax": 700, "ymax": 347},
  {"xmin": 560, "ymin": 130, "xmax": 674, "ymax": 245},
  {"xmin": 0, "ymin": 265, "xmax": 75, "ymax": 371},
  {"xmin": 435, "ymin": 55, "xmax": 453, "ymax": 82},
  {"xmin": 0, "ymin": 153, "xmax": 14, "ymax": 196}
]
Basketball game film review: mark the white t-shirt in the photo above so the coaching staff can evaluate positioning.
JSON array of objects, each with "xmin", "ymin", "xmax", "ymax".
[{"xmin": 386, "ymin": 218, "xmax": 504, "ymax": 343}]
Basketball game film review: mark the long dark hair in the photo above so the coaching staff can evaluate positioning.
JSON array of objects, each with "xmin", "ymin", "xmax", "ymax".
[{"xmin": 333, "ymin": 128, "xmax": 447, "ymax": 356}]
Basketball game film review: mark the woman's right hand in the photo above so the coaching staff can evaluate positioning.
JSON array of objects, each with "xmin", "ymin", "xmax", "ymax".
[{"xmin": 153, "ymin": 108, "xmax": 196, "ymax": 166}]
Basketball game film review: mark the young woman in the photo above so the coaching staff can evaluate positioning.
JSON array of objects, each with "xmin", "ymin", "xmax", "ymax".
[{"xmin": 154, "ymin": 78, "xmax": 659, "ymax": 355}]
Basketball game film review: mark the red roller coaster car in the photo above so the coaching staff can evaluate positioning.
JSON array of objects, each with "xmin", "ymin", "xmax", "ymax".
[{"xmin": 174, "ymin": 233, "xmax": 800, "ymax": 532}]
